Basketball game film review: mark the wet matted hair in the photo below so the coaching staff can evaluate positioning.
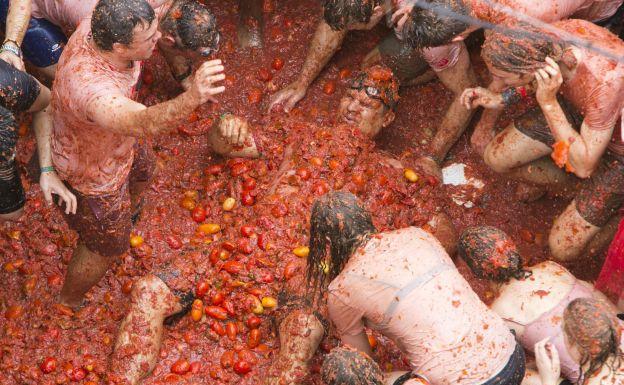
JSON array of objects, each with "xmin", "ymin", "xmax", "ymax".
[
  {"xmin": 92, "ymin": 0, "xmax": 155, "ymax": 51},
  {"xmin": 323, "ymin": 0, "xmax": 382, "ymax": 30},
  {"xmin": 563, "ymin": 298, "xmax": 623, "ymax": 384},
  {"xmin": 322, "ymin": 347, "xmax": 385, "ymax": 385},
  {"xmin": 306, "ymin": 192, "xmax": 376, "ymax": 302},
  {"xmin": 161, "ymin": 0, "xmax": 220, "ymax": 54},
  {"xmin": 458, "ymin": 226, "xmax": 530, "ymax": 282},
  {"xmin": 401, "ymin": 0, "xmax": 471, "ymax": 49},
  {"xmin": 481, "ymin": 22, "xmax": 564, "ymax": 74}
]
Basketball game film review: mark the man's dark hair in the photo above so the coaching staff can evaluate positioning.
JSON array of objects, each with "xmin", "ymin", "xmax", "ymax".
[
  {"xmin": 91, "ymin": 0, "xmax": 155, "ymax": 51},
  {"xmin": 323, "ymin": 0, "xmax": 381, "ymax": 31},
  {"xmin": 306, "ymin": 192, "xmax": 376, "ymax": 302},
  {"xmin": 458, "ymin": 226, "xmax": 530, "ymax": 283},
  {"xmin": 161, "ymin": 0, "xmax": 220, "ymax": 53},
  {"xmin": 401, "ymin": 0, "xmax": 471, "ymax": 49},
  {"xmin": 322, "ymin": 347, "xmax": 384, "ymax": 385}
]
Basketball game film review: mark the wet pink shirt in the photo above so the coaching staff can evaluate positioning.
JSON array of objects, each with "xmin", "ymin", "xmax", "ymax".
[
  {"xmin": 328, "ymin": 227, "xmax": 515, "ymax": 385},
  {"xmin": 31, "ymin": 0, "xmax": 171, "ymax": 34},
  {"xmin": 50, "ymin": 20, "xmax": 141, "ymax": 196},
  {"xmin": 423, "ymin": 0, "xmax": 623, "ymax": 72}
]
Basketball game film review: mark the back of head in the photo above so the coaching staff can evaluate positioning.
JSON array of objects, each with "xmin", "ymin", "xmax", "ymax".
[
  {"xmin": 323, "ymin": 0, "xmax": 381, "ymax": 30},
  {"xmin": 481, "ymin": 22, "xmax": 564, "ymax": 74},
  {"xmin": 322, "ymin": 347, "xmax": 384, "ymax": 385},
  {"xmin": 350, "ymin": 65, "xmax": 400, "ymax": 110},
  {"xmin": 91, "ymin": 0, "xmax": 156, "ymax": 51},
  {"xmin": 162, "ymin": 0, "xmax": 220, "ymax": 55},
  {"xmin": 401, "ymin": 0, "xmax": 470, "ymax": 49},
  {"xmin": 307, "ymin": 192, "xmax": 376, "ymax": 300},
  {"xmin": 563, "ymin": 298, "xmax": 622, "ymax": 380},
  {"xmin": 458, "ymin": 226, "xmax": 527, "ymax": 282}
]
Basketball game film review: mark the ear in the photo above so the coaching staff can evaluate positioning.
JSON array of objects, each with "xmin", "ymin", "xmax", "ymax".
[
  {"xmin": 111, "ymin": 41, "xmax": 126, "ymax": 54},
  {"xmin": 160, "ymin": 35, "xmax": 176, "ymax": 47},
  {"xmin": 451, "ymin": 35, "xmax": 466, "ymax": 42},
  {"xmin": 382, "ymin": 110, "xmax": 395, "ymax": 127}
]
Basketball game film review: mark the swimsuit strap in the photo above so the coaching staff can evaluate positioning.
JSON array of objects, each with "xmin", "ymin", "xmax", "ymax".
[{"xmin": 384, "ymin": 263, "xmax": 454, "ymax": 320}]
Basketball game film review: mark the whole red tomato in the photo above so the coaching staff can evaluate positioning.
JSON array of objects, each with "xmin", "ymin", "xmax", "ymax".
[
  {"xmin": 191, "ymin": 206, "xmax": 206, "ymax": 223},
  {"xmin": 233, "ymin": 361, "xmax": 252, "ymax": 375},
  {"xmin": 40, "ymin": 357, "xmax": 57, "ymax": 374}
]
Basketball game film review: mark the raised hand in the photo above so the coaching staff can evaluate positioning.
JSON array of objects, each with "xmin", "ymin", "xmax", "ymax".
[
  {"xmin": 535, "ymin": 57, "xmax": 563, "ymax": 105},
  {"xmin": 535, "ymin": 337, "xmax": 561, "ymax": 385},
  {"xmin": 190, "ymin": 59, "xmax": 226, "ymax": 104}
]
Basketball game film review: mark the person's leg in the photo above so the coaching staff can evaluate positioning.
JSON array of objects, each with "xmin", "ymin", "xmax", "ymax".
[
  {"xmin": 110, "ymin": 274, "xmax": 183, "ymax": 385},
  {"xmin": 237, "ymin": 0, "xmax": 264, "ymax": 49},
  {"xmin": 428, "ymin": 42, "xmax": 478, "ymax": 163},
  {"xmin": 266, "ymin": 308, "xmax": 324, "ymax": 385},
  {"xmin": 362, "ymin": 33, "xmax": 430, "ymax": 85},
  {"xmin": 0, "ymin": 107, "xmax": 25, "ymax": 222},
  {"xmin": 549, "ymin": 157, "xmax": 624, "ymax": 262},
  {"xmin": 128, "ymin": 140, "xmax": 156, "ymax": 216},
  {"xmin": 425, "ymin": 212, "xmax": 458, "ymax": 256},
  {"xmin": 59, "ymin": 184, "xmax": 133, "ymax": 307}
]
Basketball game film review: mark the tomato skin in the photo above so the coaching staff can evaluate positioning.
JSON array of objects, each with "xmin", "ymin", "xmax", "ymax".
[
  {"xmin": 247, "ymin": 328, "xmax": 261, "ymax": 348},
  {"xmin": 220, "ymin": 351, "xmax": 234, "ymax": 369},
  {"xmin": 70, "ymin": 367, "xmax": 87, "ymax": 381},
  {"xmin": 196, "ymin": 281, "xmax": 209, "ymax": 297},
  {"xmin": 240, "ymin": 225, "xmax": 255, "ymax": 238},
  {"xmin": 226, "ymin": 322, "xmax": 238, "ymax": 340},
  {"xmin": 223, "ymin": 261, "xmax": 244, "ymax": 274},
  {"xmin": 241, "ymin": 191, "xmax": 255, "ymax": 206},
  {"xmin": 211, "ymin": 321, "xmax": 226, "ymax": 336},
  {"xmin": 246, "ymin": 316, "xmax": 262, "ymax": 329},
  {"xmin": 211, "ymin": 292, "xmax": 224, "ymax": 305},
  {"xmin": 323, "ymin": 81, "xmax": 336, "ymax": 95},
  {"xmin": 296, "ymin": 168, "xmax": 311, "ymax": 180},
  {"xmin": 272, "ymin": 58, "xmax": 284, "ymax": 71},
  {"xmin": 166, "ymin": 235, "xmax": 182, "ymax": 250},
  {"xmin": 233, "ymin": 360, "xmax": 252, "ymax": 375},
  {"xmin": 40, "ymin": 357, "xmax": 57, "ymax": 374},
  {"xmin": 171, "ymin": 359, "xmax": 191, "ymax": 375},
  {"xmin": 205, "ymin": 306, "xmax": 228, "ymax": 320},
  {"xmin": 242, "ymin": 177, "xmax": 257, "ymax": 191},
  {"xmin": 205, "ymin": 164, "xmax": 224, "ymax": 175},
  {"xmin": 283, "ymin": 261, "xmax": 299, "ymax": 280}
]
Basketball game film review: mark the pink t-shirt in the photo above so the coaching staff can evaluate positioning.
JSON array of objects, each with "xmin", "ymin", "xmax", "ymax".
[
  {"xmin": 50, "ymin": 20, "xmax": 142, "ymax": 196},
  {"xmin": 31, "ymin": 0, "xmax": 171, "ymax": 34},
  {"xmin": 328, "ymin": 227, "xmax": 515, "ymax": 385},
  {"xmin": 422, "ymin": 0, "xmax": 623, "ymax": 72}
]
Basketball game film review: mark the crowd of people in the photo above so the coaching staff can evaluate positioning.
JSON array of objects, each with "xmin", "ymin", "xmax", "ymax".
[{"xmin": 0, "ymin": 0, "xmax": 624, "ymax": 384}]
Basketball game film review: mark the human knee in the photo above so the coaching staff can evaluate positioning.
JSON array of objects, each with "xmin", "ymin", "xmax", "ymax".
[
  {"xmin": 484, "ymin": 142, "xmax": 513, "ymax": 174},
  {"xmin": 130, "ymin": 275, "xmax": 170, "ymax": 304}
]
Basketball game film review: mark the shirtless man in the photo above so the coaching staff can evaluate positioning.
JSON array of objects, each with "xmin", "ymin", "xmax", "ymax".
[
  {"xmin": 0, "ymin": 0, "xmax": 219, "ymax": 82},
  {"xmin": 50, "ymin": 0, "xmax": 250, "ymax": 309},
  {"xmin": 399, "ymin": 0, "xmax": 623, "ymax": 168},
  {"xmin": 309, "ymin": 192, "xmax": 524, "ymax": 385},
  {"xmin": 458, "ymin": 226, "xmax": 617, "ymax": 384},
  {"xmin": 460, "ymin": 20, "xmax": 624, "ymax": 261}
]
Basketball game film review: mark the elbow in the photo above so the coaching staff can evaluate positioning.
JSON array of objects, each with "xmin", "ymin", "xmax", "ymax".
[
  {"xmin": 572, "ymin": 167, "xmax": 593, "ymax": 179},
  {"xmin": 570, "ymin": 159, "xmax": 597, "ymax": 179}
]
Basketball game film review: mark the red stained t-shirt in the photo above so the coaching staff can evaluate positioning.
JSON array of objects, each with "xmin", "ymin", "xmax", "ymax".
[{"xmin": 50, "ymin": 20, "xmax": 142, "ymax": 196}]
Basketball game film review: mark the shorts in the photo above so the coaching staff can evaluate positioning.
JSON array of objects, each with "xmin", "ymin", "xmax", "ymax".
[
  {"xmin": 421, "ymin": 41, "xmax": 463, "ymax": 72},
  {"xmin": 0, "ymin": 106, "xmax": 23, "ymax": 214},
  {"xmin": 0, "ymin": 159, "xmax": 25, "ymax": 214},
  {"xmin": 0, "ymin": 0, "xmax": 67, "ymax": 67},
  {"xmin": 480, "ymin": 343, "xmax": 525, "ymax": 385},
  {"xmin": 63, "ymin": 143, "xmax": 155, "ymax": 257},
  {"xmin": 514, "ymin": 97, "xmax": 583, "ymax": 147},
  {"xmin": 514, "ymin": 100, "xmax": 624, "ymax": 227},
  {"xmin": 377, "ymin": 32, "xmax": 429, "ymax": 83},
  {"xmin": 0, "ymin": 59, "xmax": 40, "ymax": 112}
]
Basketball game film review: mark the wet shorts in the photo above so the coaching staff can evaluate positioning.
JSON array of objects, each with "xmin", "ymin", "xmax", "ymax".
[
  {"xmin": 514, "ymin": 100, "xmax": 624, "ymax": 227},
  {"xmin": 421, "ymin": 41, "xmax": 463, "ymax": 72},
  {"xmin": 63, "ymin": 143, "xmax": 155, "ymax": 257},
  {"xmin": 0, "ymin": 107, "xmax": 24, "ymax": 214},
  {"xmin": 377, "ymin": 32, "xmax": 429, "ymax": 83},
  {"xmin": 0, "ymin": 0, "xmax": 67, "ymax": 68},
  {"xmin": 480, "ymin": 342, "xmax": 525, "ymax": 385}
]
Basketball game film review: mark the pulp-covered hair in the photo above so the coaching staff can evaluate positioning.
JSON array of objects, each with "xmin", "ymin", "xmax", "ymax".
[
  {"xmin": 322, "ymin": 347, "xmax": 384, "ymax": 385},
  {"xmin": 401, "ymin": 0, "xmax": 471, "ymax": 49},
  {"xmin": 323, "ymin": 0, "xmax": 381, "ymax": 30},
  {"xmin": 91, "ymin": 0, "xmax": 156, "ymax": 51},
  {"xmin": 458, "ymin": 226, "xmax": 530, "ymax": 283},
  {"xmin": 349, "ymin": 65, "xmax": 400, "ymax": 110},
  {"xmin": 161, "ymin": 0, "xmax": 220, "ymax": 53},
  {"xmin": 482, "ymin": 22, "xmax": 564, "ymax": 74},
  {"xmin": 306, "ymin": 192, "xmax": 376, "ymax": 302},
  {"xmin": 563, "ymin": 298, "xmax": 623, "ymax": 384}
]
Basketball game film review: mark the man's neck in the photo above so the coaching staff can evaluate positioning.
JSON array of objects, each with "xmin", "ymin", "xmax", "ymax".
[{"xmin": 91, "ymin": 40, "xmax": 133, "ymax": 71}]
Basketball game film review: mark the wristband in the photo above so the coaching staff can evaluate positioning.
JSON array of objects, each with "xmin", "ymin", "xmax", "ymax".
[
  {"xmin": 1, "ymin": 40, "xmax": 21, "ymax": 58},
  {"xmin": 40, "ymin": 166, "xmax": 55, "ymax": 174}
]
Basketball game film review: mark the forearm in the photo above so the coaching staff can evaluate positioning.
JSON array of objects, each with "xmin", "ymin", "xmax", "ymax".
[
  {"xmin": 297, "ymin": 22, "xmax": 347, "ymax": 87},
  {"xmin": 5, "ymin": 0, "xmax": 31, "ymax": 45},
  {"xmin": 540, "ymin": 100, "xmax": 586, "ymax": 166},
  {"xmin": 125, "ymin": 91, "xmax": 199, "ymax": 137},
  {"xmin": 32, "ymin": 108, "xmax": 53, "ymax": 168}
]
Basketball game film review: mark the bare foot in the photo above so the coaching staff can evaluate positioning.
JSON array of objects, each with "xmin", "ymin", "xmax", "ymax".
[{"xmin": 412, "ymin": 156, "xmax": 443, "ymax": 183}]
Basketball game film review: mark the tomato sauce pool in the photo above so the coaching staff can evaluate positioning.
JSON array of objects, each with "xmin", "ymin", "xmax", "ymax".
[{"xmin": 0, "ymin": 1, "xmax": 606, "ymax": 384}]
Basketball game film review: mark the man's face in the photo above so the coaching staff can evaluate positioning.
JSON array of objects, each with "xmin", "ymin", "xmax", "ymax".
[
  {"xmin": 124, "ymin": 19, "xmax": 161, "ymax": 61},
  {"xmin": 488, "ymin": 63, "xmax": 533, "ymax": 87},
  {"xmin": 338, "ymin": 88, "xmax": 393, "ymax": 138}
]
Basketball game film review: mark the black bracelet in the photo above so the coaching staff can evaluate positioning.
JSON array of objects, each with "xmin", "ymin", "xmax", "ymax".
[{"xmin": 501, "ymin": 87, "xmax": 521, "ymax": 107}]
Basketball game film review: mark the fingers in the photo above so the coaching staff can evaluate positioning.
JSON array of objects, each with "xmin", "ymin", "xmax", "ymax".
[
  {"xmin": 268, "ymin": 91, "xmax": 289, "ymax": 113},
  {"xmin": 42, "ymin": 186, "xmax": 53, "ymax": 206},
  {"xmin": 238, "ymin": 122, "xmax": 249, "ymax": 146},
  {"xmin": 546, "ymin": 343, "xmax": 560, "ymax": 369}
]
